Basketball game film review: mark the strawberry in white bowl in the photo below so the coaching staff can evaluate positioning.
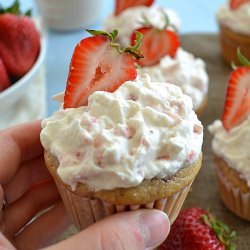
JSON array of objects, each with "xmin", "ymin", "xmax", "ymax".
[
  {"xmin": 0, "ymin": 0, "xmax": 45, "ymax": 114},
  {"xmin": 0, "ymin": 57, "xmax": 10, "ymax": 92},
  {"xmin": 208, "ymin": 50, "xmax": 250, "ymax": 221}
]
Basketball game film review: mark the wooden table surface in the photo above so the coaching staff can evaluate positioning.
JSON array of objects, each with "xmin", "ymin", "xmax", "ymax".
[
  {"xmin": 181, "ymin": 34, "xmax": 250, "ymax": 250},
  {"xmin": 59, "ymin": 34, "xmax": 250, "ymax": 249}
]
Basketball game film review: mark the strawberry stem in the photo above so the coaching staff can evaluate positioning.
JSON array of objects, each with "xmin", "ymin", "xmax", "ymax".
[
  {"xmin": 124, "ymin": 31, "xmax": 144, "ymax": 59},
  {"xmin": 140, "ymin": 14, "xmax": 151, "ymax": 27},
  {"xmin": 86, "ymin": 29, "xmax": 119, "ymax": 41},
  {"xmin": 200, "ymin": 214, "xmax": 236, "ymax": 250},
  {"xmin": 237, "ymin": 48, "xmax": 250, "ymax": 66},
  {"xmin": 86, "ymin": 29, "xmax": 144, "ymax": 60},
  {"xmin": 139, "ymin": 10, "xmax": 177, "ymax": 32},
  {"xmin": 0, "ymin": 0, "xmax": 31, "ymax": 16}
]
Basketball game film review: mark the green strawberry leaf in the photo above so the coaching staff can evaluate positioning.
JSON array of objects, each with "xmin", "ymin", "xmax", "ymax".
[
  {"xmin": 0, "ymin": 0, "xmax": 32, "ymax": 16},
  {"xmin": 86, "ymin": 29, "xmax": 144, "ymax": 60},
  {"xmin": 200, "ymin": 213, "xmax": 236, "ymax": 250},
  {"xmin": 237, "ymin": 48, "xmax": 250, "ymax": 66}
]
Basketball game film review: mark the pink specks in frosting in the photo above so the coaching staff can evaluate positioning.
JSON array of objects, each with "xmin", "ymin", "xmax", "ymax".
[
  {"xmin": 114, "ymin": 125, "xmax": 137, "ymax": 140},
  {"xmin": 128, "ymin": 93, "xmax": 138, "ymax": 101},
  {"xmin": 94, "ymin": 136, "xmax": 103, "ymax": 148},
  {"xmin": 158, "ymin": 155, "xmax": 170, "ymax": 160},
  {"xmin": 142, "ymin": 137, "xmax": 150, "ymax": 148},
  {"xmin": 188, "ymin": 150, "xmax": 196, "ymax": 162},
  {"xmin": 164, "ymin": 110, "xmax": 182, "ymax": 124},
  {"xmin": 115, "ymin": 125, "xmax": 132, "ymax": 138},
  {"xmin": 170, "ymin": 100, "xmax": 186, "ymax": 117},
  {"xmin": 76, "ymin": 151, "xmax": 85, "ymax": 161},
  {"xmin": 91, "ymin": 117, "xmax": 97, "ymax": 123},
  {"xmin": 96, "ymin": 153, "xmax": 104, "ymax": 166},
  {"xmin": 83, "ymin": 137, "xmax": 91, "ymax": 145},
  {"xmin": 128, "ymin": 127, "xmax": 136, "ymax": 138},
  {"xmin": 193, "ymin": 124, "xmax": 202, "ymax": 134},
  {"xmin": 157, "ymin": 150, "xmax": 170, "ymax": 161},
  {"xmin": 123, "ymin": 126, "xmax": 131, "ymax": 138}
]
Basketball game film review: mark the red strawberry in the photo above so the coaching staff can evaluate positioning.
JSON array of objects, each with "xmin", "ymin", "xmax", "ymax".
[
  {"xmin": 0, "ymin": 0, "xmax": 40, "ymax": 78},
  {"xmin": 230, "ymin": 0, "xmax": 250, "ymax": 10},
  {"xmin": 115, "ymin": 0, "xmax": 154, "ymax": 16},
  {"xmin": 222, "ymin": 67, "xmax": 250, "ymax": 130},
  {"xmin": 0, "ymin": 13, "xmax": 40, "ymax": 78},
  {"xmin": 63, "ymin": 30, "xmax": 143, "ymax": 109},
  {"xmin": 0, "ymin": 57, "xmax": 10, "ymax": 92},
  {"xmin": 159, "ymin": 208, "xmax": 236, "ymax": 250},
  {"xmin": 131, "ymin": 27, "xmax": 179, "ymax": 66},
  {"xmin": 222, "ymin": 50, "xmax": 250, "ymax": 131}
]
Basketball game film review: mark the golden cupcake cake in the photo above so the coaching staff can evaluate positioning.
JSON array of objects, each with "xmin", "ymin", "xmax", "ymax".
[
  {"xmin": 208, "ymin": 52, "xmax": 250, "ymax": 221},
  {"xmin": 217, "ymin": 0, "xmax": 250, "ymax": 65},
  {"xmin": 40, "ymin": 30, "xmax": 203, "ymax": 230}
]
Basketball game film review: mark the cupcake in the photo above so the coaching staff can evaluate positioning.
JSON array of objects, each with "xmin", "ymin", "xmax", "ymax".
[
  {"xmin": 104, "ymin": 0, "xmax": 180, "ymax": 46},
  {"xmin": 217, "ymin": 0, "xmax": 250, "ymax": 65},
  {"xmin": 40, "ymin": 30, "xmax": 203, "ymax": 230},
  {"xmin": 131, "ymin": 21, "xmax": 208, "ymax": 116},
  {"xmin": 208, "ymin": 52, "xmax": 250, "ymax": 221}
]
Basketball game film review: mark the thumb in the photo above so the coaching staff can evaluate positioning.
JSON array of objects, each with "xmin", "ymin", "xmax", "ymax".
[{"xmin": 46, "ymin": 209, "xmax": 170, "ymax": 250}]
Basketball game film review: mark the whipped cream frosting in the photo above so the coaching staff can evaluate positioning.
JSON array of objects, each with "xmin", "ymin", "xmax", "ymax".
[
  {"xmin": 217, "ymin": 2, "xmax": 250, "ymax": 35},
  {"xmin": 41, "ymin": 74, "xmax": 203, "ymax": 191},
  {"xmin": 104, "ymin": 5, "xmax": 181, "ymax": 46},
  {"xmin": 138, "ymin": 48, "xmax": 209, "ymax": 110},
  {"xmin": 208, "ymin": 117, "xmax": 250, "ymax": 187}
]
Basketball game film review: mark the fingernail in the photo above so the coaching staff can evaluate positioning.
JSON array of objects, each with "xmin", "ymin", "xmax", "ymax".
[{"xmin": 139, "ymin": 210, "xmax": 170, "ymax": 249}]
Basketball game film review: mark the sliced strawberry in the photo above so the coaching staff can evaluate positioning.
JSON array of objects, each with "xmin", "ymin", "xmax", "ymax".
[
  {"xmin": 131, "ymin": 27, "xmax": 179, "ymax": 67},
  {"xmin": 222, "ymin": 66, "xmax": 250, "ymax": 130},
  {"xmin": 229, "ymin": 0, "xmax": 250, "ymax": 10},
  {"xmin": 115, "ymin": 0, "xmax": 154, "ymax": 16},
  {"xmin": 0, "ymin": 57, "xmax": 10, "ymax": 92},
  {"xmin": 63, "ymin": 34, "xmax": 138, "ymax": 109}
]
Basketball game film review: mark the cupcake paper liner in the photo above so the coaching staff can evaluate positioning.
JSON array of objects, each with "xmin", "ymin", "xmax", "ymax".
[
  {"xmin": 219, "ymin": 25, "xmax": 250, "ymax": 66},
  {"xmin": 216, "ymin": 166, "xmax": 250, "ymax": 221},
  {"xmin": 55, "ymin": 179, "xmax": 193, "ymax": 230}
]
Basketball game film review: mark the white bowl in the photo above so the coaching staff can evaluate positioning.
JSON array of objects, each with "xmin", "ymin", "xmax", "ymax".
[
  {"xmin": 35, "ymin": 0, "xmax": 103, "ymax": 31},
  {"xmin": 0, "ymin": 30, "xmax": 46, "ymax": 113}
]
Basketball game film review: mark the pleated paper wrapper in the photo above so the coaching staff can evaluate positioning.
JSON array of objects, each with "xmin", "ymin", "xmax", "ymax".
[
  {"xmin": 216, "ymin": 166, "xmax": 250, "ymax": 221},
  {"xmin": 55, "ymin": 179, "xmax": 193, "ymax": 230},
  {"xmin": 219, "ymin": 25, "xmax": 250, "ymax": 66}
]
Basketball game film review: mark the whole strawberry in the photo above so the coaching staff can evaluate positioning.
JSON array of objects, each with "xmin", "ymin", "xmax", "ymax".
[
  {"xmin": 0, "ymin": 57, "xmax": 10, "ymax": 92},
  {"xmin": 0, "ymin": 0, "xmax": 40, "ymax": 78},
  {"xmin": 159, "ymin": 208, "xmax": 236, "ymax": 250}
]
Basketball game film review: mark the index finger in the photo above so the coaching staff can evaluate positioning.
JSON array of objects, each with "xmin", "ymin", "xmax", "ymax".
[{"xmin": 0, "ymin": 120, "xmax": 43, "ymax": 185}]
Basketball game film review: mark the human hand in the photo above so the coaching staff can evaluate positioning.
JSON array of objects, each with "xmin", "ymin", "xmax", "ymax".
[
  {"xmin": 0, "ymin": 121, "xmax": 170, "ymax": 250},
  {"xmin": 0, "ymin": 120, "xmax": 71, "ymax": 249}
]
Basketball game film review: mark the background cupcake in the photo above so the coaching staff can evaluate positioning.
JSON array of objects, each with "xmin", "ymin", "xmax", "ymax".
[
  {"xmin": 217, "ymin": 0, "xmax": 250, "ymax": 65},
  {"xmin": 103, "ymin": 0, "xmax": 180, "ymax": 46},
  {"xmin": 208, "ymin": 52, "xmax": 250, "ymax": 221},
  {"xmin": 41, "ymin": 30, "xmax": 203, "ymax": 230},
  {"xmin": 131, "ymin": 20, "xmax": 208, "ymax": 116}
]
